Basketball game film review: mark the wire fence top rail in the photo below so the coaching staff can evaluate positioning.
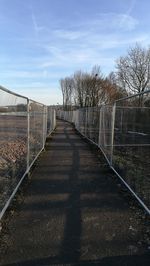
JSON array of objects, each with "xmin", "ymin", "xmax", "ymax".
[
  {"xmin": 0, "ymin": 85, "xmax": 28, "ymax": 100},
  {"xmin": 115, "ymin": 89, "xmax": 150, "ymax": 103},
  {"xmin": 0, "ymin": 85, "xmax": 47, "ymax": 107}
]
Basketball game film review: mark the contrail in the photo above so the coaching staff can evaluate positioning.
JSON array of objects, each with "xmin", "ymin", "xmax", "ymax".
[
  {"xmin": 30, "ymin": 5, "xmax": 44, "ymax": 38},
  {"xmin": 119, "ymin": 0, "xmax": 137, "ymax": 29},
  {"xmin": 126, "ymin": 0, "xmax": 136, "ymax": 16},
  {"xmin": 31, "ymin": 11, "xmax": 39, "ymax": 36}
]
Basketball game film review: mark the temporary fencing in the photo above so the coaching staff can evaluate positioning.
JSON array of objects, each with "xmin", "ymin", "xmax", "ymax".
[
  {"xmin": 57, "ymin": 90, "xmax": 150, "ymax": 214},
  {"xmin": 0, "ymin": 86, "xmax": 56, "ymax": 219}
]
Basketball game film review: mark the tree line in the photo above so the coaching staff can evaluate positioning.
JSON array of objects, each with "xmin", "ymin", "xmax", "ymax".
[{"xmin": 60, "ymin": 43, "xmax": 150, "ymax": 110}]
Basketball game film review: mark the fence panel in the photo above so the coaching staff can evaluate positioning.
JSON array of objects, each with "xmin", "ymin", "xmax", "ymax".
[
  {"xmin": 47, "ymin": 107, "xmax": 56, "ymax": 135},
  {"xmin": 0, "ymin": 87, "xmax": 56, "ymax": 218},
  {"xmin": 112, "ymin": 91, "xmax": 150, "ymax": 209},
  {"xmin": 57, "ymin": 90, "xmax": 150, "ymax": 212},
  {"xmin": 99, "ymin": 105, "xmax": 114, "ymax": 162},
  {"xmin": 77, "ymin": 109, "xmax": 87, "ymax": 135},
  {"xmin": 81, "ymin": 107, "xmax": 100, "ymax": 144},
  {"xmin": 29, "ymin": 101, "xmax": 45, "ymax": 165},
  {"xmin": 0, "ymin": 88, "xmax": 28, "ymax": 213}
]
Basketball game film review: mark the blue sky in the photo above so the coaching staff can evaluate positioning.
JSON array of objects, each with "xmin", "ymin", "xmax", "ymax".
[{"xmin": 0, "ymin": 0, "xmax": 150, "ymax": 105}]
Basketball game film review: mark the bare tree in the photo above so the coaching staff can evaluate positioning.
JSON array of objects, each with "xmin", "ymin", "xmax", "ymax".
[
  {"xmin": 107, "ymin": 71, "xmax": 117, "ymax": 85},
  {"xmin": 73, "ymin": 66, "xmax": 104, "ymax": 107},
  {"xmin": 60, "ymin": 65, "xmax": 126, "ymax": 109},
  {"xmin": 73, "ymin": 71, "xmax": 85, "ymax": 108},
  {"xmin": 116, "ymin": 44, "xmax": 150, "ymax": 95},
  {"xmin": 60, "ymin": 77, "xmax": 74, "ymax": 110}
]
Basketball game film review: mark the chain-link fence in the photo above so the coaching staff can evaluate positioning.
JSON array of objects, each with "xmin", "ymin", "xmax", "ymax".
[
  {"xmin": 57, "ymin": 90, "xmax": 150, "ymax": 214},
  {"xmin": 0, "ymin": 86, "xmax": 56, "ymax": 219}
]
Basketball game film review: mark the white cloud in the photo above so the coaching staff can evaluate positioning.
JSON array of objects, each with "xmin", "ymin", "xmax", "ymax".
[
  {"xmin": 14, "ymin": 88, "xmax": 63, "ymax": 105},
  {"xmin": 34, "ymin": 12, "xmax": 139, "ymax": 71},
  {"xmin": 76, "ymin": 13, "xmax": 138, "ymax": 32},
  {"xmin": 53, "ymin": 29, "xmax": 87, "ymax": 40},
  {"xmin": 37, "ymin": 31, "xmax": 150, "ymax": 71},
  {"xmin": 0, "ymin": 70, "xmax": 62, "ymax": 79},
  {"xmin": 117, "ymin": 14, "xmax": 138, "ymax": 31},
  {"xmin": 34, "ymin": 93, "xmax": 63, "ymax": 105},
  {"xmin": 1, "ymin": 70, "xmax": 40, "ymax": 78}
]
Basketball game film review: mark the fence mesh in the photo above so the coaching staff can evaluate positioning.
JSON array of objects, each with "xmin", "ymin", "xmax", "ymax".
[
  {"xmin": 0, "ymin": 87, "xmax": 56, "ymax": 216},
  {"xmin": 29, "ymin": 101, "xmax": 45, "ymax": 165},
  {"xmin": 0, "ymin": 89, "xmax": 28, "ymax": 212},
  {"xmin": 47, "ymin": 107, "xmax": 56, "ymax": 135},
  {"xmin": 99, "ymin": 105, "xmax": 114, "ymax": 162},
  {"xmin": 57, "ymin": 90, "xmax": 150, "ymax": 212},
  {"xmin": 113, "ymin": 91, "xmax": 150, "ymax": 208}
]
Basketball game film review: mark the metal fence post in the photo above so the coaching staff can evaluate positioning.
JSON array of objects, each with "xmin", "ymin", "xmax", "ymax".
[
  {"xmin": 98, "ymin": 106, "xmax": 102, "ymax": 148},
  {"xmin": 54, "ymin": 109, "xmax": 56, "ymax": 129},
  {"xmin": 42, "ymin": 105, "xmax": 47, "ymax": 149},
  {"xmin": 45, "ymin": 106, "xmax": 48, "ymax": 138},
  {"xmin": 110, "ymin": 103, "xmax": 116, "ymax": 166},
  {"xmin": 85, "ymin": 107, "xmax": 88, "ymax": 137},
  {"xmin": 27, "ymin": 99, "xmax": 30, "ymax": 171}
]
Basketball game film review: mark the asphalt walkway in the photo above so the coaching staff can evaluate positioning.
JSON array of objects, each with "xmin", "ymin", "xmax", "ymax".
[{"xmin": 0, "ymin": 120, "xmax": 149, "ymax": 266}]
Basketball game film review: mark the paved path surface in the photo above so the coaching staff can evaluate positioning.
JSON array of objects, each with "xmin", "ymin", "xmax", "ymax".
[{"xmin": 0, "ymin": 120, "xmax": 149, "ymax": 265}]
